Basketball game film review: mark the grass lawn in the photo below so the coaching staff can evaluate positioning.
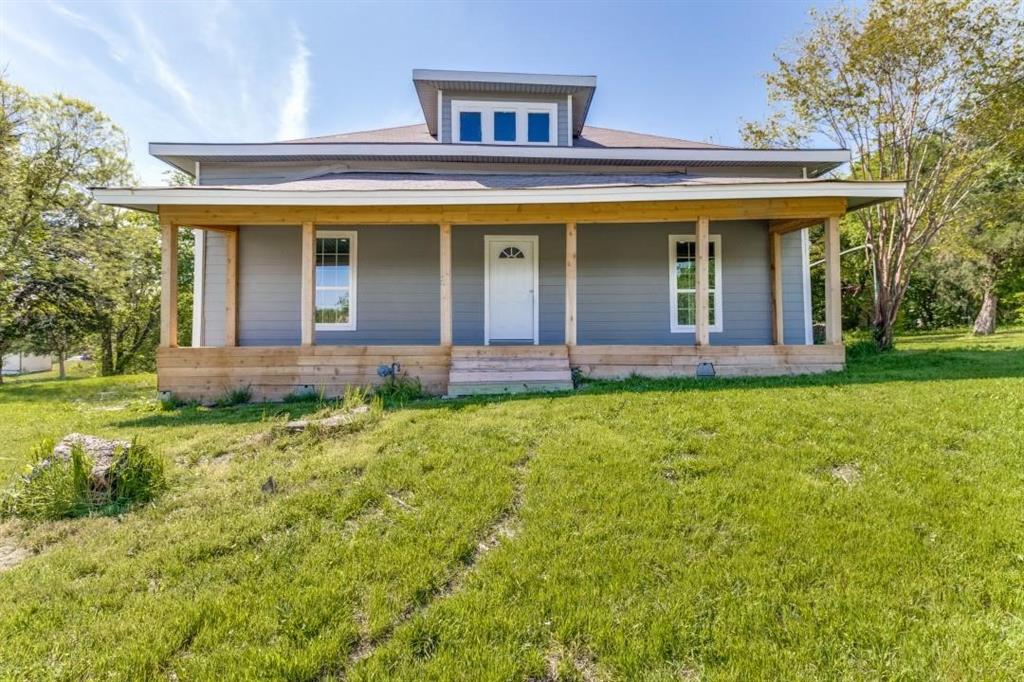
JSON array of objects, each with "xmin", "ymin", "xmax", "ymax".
[{"xmin": 1, "ymin": 330, "xmax": 1022, "ymax": 680}]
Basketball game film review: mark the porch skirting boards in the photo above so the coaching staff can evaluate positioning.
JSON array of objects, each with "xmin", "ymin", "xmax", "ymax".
[
  {"xmin": 156, "ymin": 345, "xmax": 451, "ymax": 403},
  {"xmin": 156, "ymin": 344, "xmax": 845, "ymax": 403},
  {"xmin": 568, "ymin": 344, "xmax": 846, "ymax": 379}
]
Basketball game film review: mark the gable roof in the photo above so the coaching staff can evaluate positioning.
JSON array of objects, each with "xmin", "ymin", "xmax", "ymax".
[{"xmin": 284, "ymin": 123, "xmax": 729, "ymax": 149}]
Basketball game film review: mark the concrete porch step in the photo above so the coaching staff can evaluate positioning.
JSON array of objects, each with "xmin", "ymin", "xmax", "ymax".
[{"xmin": 447, "ymin": 345, "xmax": 573, "ymax": 397}]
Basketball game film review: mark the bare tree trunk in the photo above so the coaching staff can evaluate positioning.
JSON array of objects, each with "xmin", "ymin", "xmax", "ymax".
[
  {"xmin": 972, "ymin": 286, "xmax": 998, "ymax": 336},
  {"xmin": 57, "ymin": 350, "xmax": 66, "ymax": 379},
  {"xmin": 100, "ymin": 328, "xmax": 114, "ymax": 376},
  {"xmin": 871, "ymin": 283, "xmax": 900, "ymax": 351}
]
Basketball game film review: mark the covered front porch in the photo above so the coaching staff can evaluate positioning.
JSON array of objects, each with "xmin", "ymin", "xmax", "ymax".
[{"xmin": 156, "ymin": 197, "xmax": 849, "ymax": 400}]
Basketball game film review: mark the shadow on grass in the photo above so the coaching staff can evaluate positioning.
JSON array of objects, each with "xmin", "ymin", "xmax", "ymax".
[{"xmin": 112, "ymin": 401, "xmax": 327, "ymax": 429}]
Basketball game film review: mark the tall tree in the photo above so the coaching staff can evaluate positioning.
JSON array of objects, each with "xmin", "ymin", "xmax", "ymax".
[
  {"xmin": 83, "ymin": 209, "xmax": 161, "ymax": 375},
  {"xmin": 0, "ymin": 78, "xmax": 163, "ymax": 377},
  {"xmin": 0, "ymin": 79, "xmax": 32, "ymax": 384},
  {"xmin": 743, "ymin": 0, "xmax": 1023, "ymax": 348},
  {"xmin": 943, "ymin": 161, "xmax": 1024, "ymax": 334}
]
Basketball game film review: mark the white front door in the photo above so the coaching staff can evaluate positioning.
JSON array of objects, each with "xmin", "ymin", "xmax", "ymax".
[{"xmin": 486, "ymin": 236, "xmax": 537, "ymax": 343}]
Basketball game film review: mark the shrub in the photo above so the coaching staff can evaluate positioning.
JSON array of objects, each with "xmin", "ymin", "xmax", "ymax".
[
  {"xmin": 215, "ymin": 386, "xmax": 252, "ymax": 407},
  {"xmin": 341, "ymin": 385, "xmax": 373, "ymax": 411},
  {"xmin": 2, "ymin": 438, "xmax": 166, "ymax": 520},
  {"xmin": 374, "ymin": 375, "xmax": 424, "ymax": 406}
]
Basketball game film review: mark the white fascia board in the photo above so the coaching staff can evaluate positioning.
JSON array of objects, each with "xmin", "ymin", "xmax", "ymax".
[
  {"xmin": 412, "ymin": 69, "xmax": 597, "ymax": 89},
  {"xmin": 93, "ymin": 181, "xmax": 905, "ymax": 211},
  {"xmin": 149, "ymin": 142, "xmax": 850, "ymax": 166}
]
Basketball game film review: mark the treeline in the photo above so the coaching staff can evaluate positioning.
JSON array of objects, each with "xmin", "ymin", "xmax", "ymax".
[
  {"xmin": 746, "ymin": 0, "xmax": 1023, "ymax": 346},
  {"xmin": 0, "ymin": 80, "xmax": 193, "ymax": 382}
]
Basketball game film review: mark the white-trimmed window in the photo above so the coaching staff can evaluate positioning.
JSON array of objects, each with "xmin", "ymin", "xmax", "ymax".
[
  {"xmin": 669, "ymin": 234, "xmax": 723, "ymax": 333},
  {"xmin": 315, "ymin": 230, "xmax": 357, "ymax": 331},
  {"xmin": 451, "ymin": 100, "xmax": 557, "ymax": 145}
]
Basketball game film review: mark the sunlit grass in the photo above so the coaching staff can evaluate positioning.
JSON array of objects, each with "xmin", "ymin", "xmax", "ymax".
[{"xmin": 1, "ymin": 329, "xmax": 1022, "ymax": 680}]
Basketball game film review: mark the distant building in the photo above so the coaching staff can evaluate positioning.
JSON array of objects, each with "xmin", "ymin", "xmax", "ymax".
[{"xmin": 2, "ymin": 353, "xmax": 52, "ymax": 375}]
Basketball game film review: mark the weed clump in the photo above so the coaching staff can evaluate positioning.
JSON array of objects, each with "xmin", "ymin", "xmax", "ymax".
[
  {"xmin": 374, "ymin": 374, "xmax": 424, "ymax": 407},
  {"xmin": 215, "ymin": 386, "xmax": 253, "ymax": 407},
  {"xmin": 2, "ymin": 436, "xmax": 166, "ymax": 520}
]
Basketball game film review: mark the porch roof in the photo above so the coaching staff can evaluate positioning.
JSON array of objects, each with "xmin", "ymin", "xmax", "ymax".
[{"xmin": 93, "ymin": 174, "xmax": 905, "ymax": 213}]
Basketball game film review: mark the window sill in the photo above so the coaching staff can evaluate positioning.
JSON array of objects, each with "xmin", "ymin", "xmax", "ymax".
[
  {"xmin": 316, "ymin": 324, "xmax": 356, "ymax": 332},
  {"xmin": 670, "ymin": 326, "xmax": 723, "ymax": 334}
]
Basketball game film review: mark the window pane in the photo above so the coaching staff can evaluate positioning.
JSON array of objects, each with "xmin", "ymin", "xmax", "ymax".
[
  {"xmin": 316, "ymin": 236, "xmax": 352, "ymax": 325},
  {"xmin": 708, "ymin": 242, "xmax": 716, "ymax": 289},
  {"xmin": 527, "ymin": 112, "xmax": 550, "ymax": 142},
  {"xmin": 315, "ymin": 289, "xmax": 349, "ymax": 324},
  {"xmin": 317, "ymin": 265, "xmax": 350, "ymax": 288},
  {"xmin": 675, "ymin": 240, "xmax": 695, "ymax": 289},
  {"xmin": 708, "ymin": 292, "xmax": 716, "ymax": 326},
  {"xmin": 493, "ymin": 111, "xmax": 516, "ymax": 141},
  {"xmin": 677, "ymin": 292, "xmax": 695, "ymax": 326},
  {"xmin": 316, "ymin": 238, "xmax": 350, "ymax": 288},
  {"xmin": 459, "ymin": 111, "xmax": 482, "ymax": 142},
  {"xmin": 676, "ymin": 261, "xmax": 695, "ymax": 290}
]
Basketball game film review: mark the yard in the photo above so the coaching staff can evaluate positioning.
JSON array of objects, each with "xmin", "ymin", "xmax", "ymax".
[{"xmin": 1, "ymin": 330, "xmax": 1022, "ymax": 680}]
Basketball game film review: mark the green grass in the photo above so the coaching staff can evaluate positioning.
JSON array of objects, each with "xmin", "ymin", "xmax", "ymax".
[{"xmin": 0, "ymin": 330, "xmax": 1022, "ymax": 680}]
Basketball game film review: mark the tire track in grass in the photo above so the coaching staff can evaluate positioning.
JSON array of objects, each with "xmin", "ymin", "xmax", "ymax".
[{"xmin": 338, "ymin": 445, "xmax": 536, "ymax": 678}]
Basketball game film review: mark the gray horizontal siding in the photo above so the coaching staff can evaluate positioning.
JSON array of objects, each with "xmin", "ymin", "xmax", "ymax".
[
  {"xmin": 197, "ymin": 161, "xmax": 806, "ymax": 186},
  {"xmin": 782, "ymin": 230, "xmax": 810, "ymax": 344},
  {"xmin": 316, "ymin": 226, "xmax": 440, "ymax": 345},
  {"xmin": 238, "ymin": 227, "xmax": 302, "ymax": 346},
  {"xmin": 577, "ymin": 221, "xmax": 808, "ymax": 345},
  {"xmin": 231, "ymin": 225, "xmax": 439, "ymax": 347},
  {"xmin": 452, "ymin": 225, "xmax": 565, "ymax": 345},
  {"xmin": 201, "ymin": 221, "xmax": 809, "ymax": 348},
  {"xmin": 201, "ymin": 231, "xmax": 227, "ymax": 346},
  {"xmin": 441, "ymin": 91, "xmax": 568, "ymax": 145}
]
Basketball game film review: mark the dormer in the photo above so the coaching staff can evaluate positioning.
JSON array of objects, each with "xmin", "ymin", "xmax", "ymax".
[{"xmin": 413, "ymin": 69, "xmax": 597, "ymax": 147}]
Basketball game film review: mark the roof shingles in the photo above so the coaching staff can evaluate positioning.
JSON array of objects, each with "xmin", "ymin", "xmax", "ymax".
[{"xmin": 284, "ymin": 123, "xmax": 728, "ymax": 150}]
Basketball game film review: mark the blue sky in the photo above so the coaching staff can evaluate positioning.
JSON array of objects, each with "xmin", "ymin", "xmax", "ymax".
[{"xmin": 1, "ymin": 0, "xmax": 848, "ymax": 183}]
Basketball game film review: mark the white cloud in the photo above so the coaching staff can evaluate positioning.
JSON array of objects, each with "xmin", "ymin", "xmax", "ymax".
[
  {"xmin": 48, "ymin": 2, "xmax": 129, "ymax": 62},
  {"xmin": 0, "ymin": 22, "xmax": 75, "ymax": 68},
  {"xmin": 277, "ymin": 26, "xmax": 311, "ymax": 141},
  {"xmin": 126, "ymin": 9, "xmax": 202, "ymax": 126}
]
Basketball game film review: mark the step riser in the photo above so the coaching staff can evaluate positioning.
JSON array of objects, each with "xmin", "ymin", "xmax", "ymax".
[
  {"xmin": 446, "ymin": 346, "xmax": 574, "ymax": 397},
  {"xmin": 449, "ymin": 370, "xmax": 572, "ymax": 383},
  {"xmin": 451, "ymin": 348, "xmax": 569, "ymax": 360},
  {"xmin": 450, "ymin": 360, "xmax": 571, "ymax": 371},
  {"xmin": 447, "ymin": 381, "xmax": 574, "ymax": 397}
]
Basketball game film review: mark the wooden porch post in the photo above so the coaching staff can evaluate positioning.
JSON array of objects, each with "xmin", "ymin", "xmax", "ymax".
[
  {"xmin": 770, "ymin": 231, "xmax": 784, "ymax": 345},
  {"xmin": 824, "ymin": 215, "xmax": 842, "ymax": 344},
  {"xmin": 695, "ymin": 216, "xmax": 710, "ymax": 346},
  {"xmin": 565, "ymin": 222, "xmax": 577, "ymax": 346},
  {"xmin": 224, "ymin": 227, "xmax": 238, "ymax": 346},
  {"xmin": 301, "ymin": 221, "xmax": 315, "ymax": 346},
  {"xmin": 159, "ymin": 218, "xmax": 178, "ymax": 348},
  {"xmin": 439, "ymin": 223, "xmax": 452, "ymax": 346}
]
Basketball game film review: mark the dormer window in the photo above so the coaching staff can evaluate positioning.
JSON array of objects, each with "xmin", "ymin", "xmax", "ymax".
[{"xmin": 452, "ymin": 100, "xmax": 557, "ymax": 145}]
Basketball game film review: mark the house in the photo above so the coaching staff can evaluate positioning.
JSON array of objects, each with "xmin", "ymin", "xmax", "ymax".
[
  {"xmin": 94, "ymin": 69, "xmax": 903, "ymax": 400},
  {"xmin": 2, "ymin": 353, "xmax": 52, "ymax": 376}
]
